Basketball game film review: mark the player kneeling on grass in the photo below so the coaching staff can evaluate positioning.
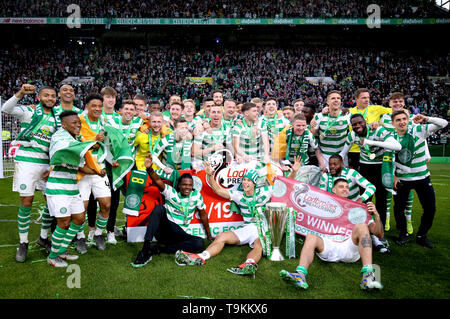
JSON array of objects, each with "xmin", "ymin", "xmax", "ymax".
[
  {"xmin": 45, "ymin": 111, "xmax": 106, "ymax": 267},
  {"xmin": 280, "ymin": 178, "xmax": 384, "ymax": 290},
  {"xmin": 175, "ymin": 162, "xmax": 273, "ymax": 277},
  {"xmin": 131, "ymin": 155, "xmax": 213, "ymax": 268}
]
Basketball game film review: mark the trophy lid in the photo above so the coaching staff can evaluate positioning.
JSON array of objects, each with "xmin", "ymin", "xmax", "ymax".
[{"xmin": 266, "ymin": 202, "xmax": 287, "ymax": 208}]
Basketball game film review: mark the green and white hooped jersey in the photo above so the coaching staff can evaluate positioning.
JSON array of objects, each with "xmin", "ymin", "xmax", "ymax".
[
  {"xmin": 380, "ymin": 113, "xmax": 414, "ymax": 132},
  {"xmin": 344, "ymin": 126, "xmax": 391, "ymax": 164},
  {"xmin": 395, "ymin": 125, "xmax": 431, "ymax": 181},
  {"xmin": 319, "ymin": 167, "xmax": 376, "ymax": 202},
  {"xmin": 153, "ymin": 133, "xmax": 192, "ymax": 169},
  {"xmin": 14, "ymin": 106, "xmax": 58, "ymax": 165},
  {"xmin": 261, "ymin": 114, "xmax": 290, "ymax": 148},
  {"xmin": 193, "ymin": 122, "xmax": 231, "ymax": 161},
  {"xmin": 109, "ymin": 116, "xmax": 142, "ymax": 149},
  {"xmin": 101, "ymin": 111, "xmax": 120, "ymax": 125},
  {"xmin": 45, "ymin": 129, "xmax": 82, "ymax": 196},
  {"xmin": 229, "ymin": 186, "xmax": 273, "ymax": 224},
  {"xmin": 286, "ymin": 129, "xmax": 318, "ymax": 165},
  {"xmin": 53, "ymin": 104, "xmax": 83, "ymax": 116},
  {"xmin": 313, "ymin": 112, "xmax": 350, "ymax": 156},
  {"xmin": 162, "ymin": 184, "xmax": 206, "ymax": 230},
  {"xmin": 231, "ymin": 118, "xmax": 268, "ymax": 160}
]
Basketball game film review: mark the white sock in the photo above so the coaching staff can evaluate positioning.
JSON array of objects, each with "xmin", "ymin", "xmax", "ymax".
[
  {"xmin": 40, "ymin": 229, "xmax": 49, "ymax": 240},
  {"xmin": 77, "ymin": 231, "xmax": 85, "ymax": 239},
  {"xmin": 371, "ymin": 235, "xmax": 382, "ymax": 246},
  {"xmin": 245, "ymin": 258, "xmax": 256, "ymax": 264},
  {"xmin": 199, "ymin": 251, "xmax": 211, "ymax": 260},
  {"xmin": 19, "ymin": 233, "xmax": 28, "ymax": 244}
]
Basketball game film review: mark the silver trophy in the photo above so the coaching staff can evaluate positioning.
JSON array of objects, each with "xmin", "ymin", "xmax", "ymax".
[{"xmin": 264, "ymin": 202, "xmax": 289, "ymax": 261}]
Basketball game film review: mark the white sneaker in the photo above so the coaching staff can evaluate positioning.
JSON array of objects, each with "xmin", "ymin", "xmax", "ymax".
[
  {"xmin": 88, "ymin": 229, "xmax": 96, "ymax": 241},
  {"xmin": 59, "ymin": 252, "xmax": 79, "ymax": 261},
  {"xmin": 47, "ymin": 256, "xmax": 68, "ymax": 268},
  {"xmin": 107, "ymin": 232, "xmax": 117, "ymax": 245}
]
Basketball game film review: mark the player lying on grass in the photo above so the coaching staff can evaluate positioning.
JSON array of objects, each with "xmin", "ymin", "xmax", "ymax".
[
  {"xmin": 175, "ymin": 161, "xmax": 273, "ymax": 277},
  {"xmin": 279, "ymin": 178, "xmax": 384, "ymax": 290}
]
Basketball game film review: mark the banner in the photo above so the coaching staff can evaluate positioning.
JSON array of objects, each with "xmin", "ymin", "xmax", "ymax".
[
  {"xmin": 185, "ymin": 77, "xmax": 213, "ymax": 85},
  {"xmin": 125, "ymin": 159, "xmax": 284, "ymax": 242},
  {"xmin": 1, "ymin": 17, "xmax": 449, "ymax": 25},
  {"xmin": 271, "ymin": 176, "xmax": 370, "ymax": 242}
]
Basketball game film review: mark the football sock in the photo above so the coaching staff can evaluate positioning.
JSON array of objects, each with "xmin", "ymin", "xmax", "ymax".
[
  {"xmin": 95, "ymin": 215, "xmax": 108, "ymax": 236},
  {"xmin": 49, "ymin": 226, "xmax": 67, "ymax": 259},
  {"xmin": 58, "ymin": 222, "xmax": 83, "ymax": 255},
  {"xmin": 200, "ymin": 251, "xmax": 211, "ymax": 260},
  {"xmin": 296, "ymin": 265, "xmax": 308, "ymax": 276},
  {"xmin": 17, "ymin": 206, "xmax": 32, "ymax": 243},
  {"xmin": 40, "ymin": 205, "xmax": 52, "ymax": 239}
]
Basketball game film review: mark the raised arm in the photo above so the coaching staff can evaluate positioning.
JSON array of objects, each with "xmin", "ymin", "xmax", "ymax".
[
  {"xmin": 144, "ymin": 155, "xmax": 166, "ymax": 192},
  {"xmin": 204, "ymin": 161, "xmax": 231, "ymax": 199},
  {"xmin": 363, "ymin": 135, "xmax": 401, "ymax": 152}
]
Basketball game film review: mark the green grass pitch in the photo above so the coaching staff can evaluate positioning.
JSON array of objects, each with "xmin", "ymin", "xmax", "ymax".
[{"xmin": 0, "ymin": 164, "xmax": 448, "ymax": 299}]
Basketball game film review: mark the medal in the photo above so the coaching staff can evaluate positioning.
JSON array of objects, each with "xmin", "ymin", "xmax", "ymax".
[
  {"xmin": 369, "ymin": 153, "xmax": 376, "ymax": 160},
  {"xmin": 320, "ymin": 133, "xmax": 325, "ymax": 140}
]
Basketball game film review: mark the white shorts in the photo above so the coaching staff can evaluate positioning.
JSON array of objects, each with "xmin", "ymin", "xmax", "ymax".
[
  {"xmin": 231, "ymin": 223, "xmax": 259, "ymax": 248},
  {"xmin": 316, "ymin": 237, "xmax": 360, "ymax": 263},
  {"xmin": 13, "ymin": 161, "xmax": 49, "ymax": 196},
  {"xmin": 78, "ymin": 174, "xmax": 111, "ymax": 201},
  {"xmin": 46, "ymin": 194, "xmax": 85, "ymax": 218}
]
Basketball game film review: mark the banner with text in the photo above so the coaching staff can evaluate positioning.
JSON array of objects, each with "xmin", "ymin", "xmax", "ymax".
[{"xmin": 271, "ymin": 176, "xmax": 370, "ymax": 242}]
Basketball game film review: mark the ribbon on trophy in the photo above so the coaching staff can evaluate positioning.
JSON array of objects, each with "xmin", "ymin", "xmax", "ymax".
[
  {"xmin": 253, "ymin": 207, "xmax": 272, "ymax": 258},
  {"xmin": 285, "ymin": 207, "xmax": 296, "ymax": 259}
]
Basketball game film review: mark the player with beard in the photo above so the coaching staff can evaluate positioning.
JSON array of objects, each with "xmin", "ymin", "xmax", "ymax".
[
  {"xmin": 54, "ymin": 84, "xmax": 82, "ymax": 115},
  {"xmin": 212, "ymin": 89, "xmax": 224, "ymax": 106},
  {"xmin": 340, "ymin": 114, "xmax": 401, "ymax": 252},
  {"xmin": 131, "ymin": 155, "xmax": 212, "ymax": 268},
  {"xmin": 273, "ymin": 113, "xmax": 327, "ymax": 174},
  {"xmin": 2, "ymin": 84, "xmax": 59, "ymax": 262},
  {"xmin": 192, "ymin": 105, "xmax": 232, "ymax": 171},
  {"xmin": 280, "ymin": 179, "xmax": 384, "ymax": 291},
  {"xmin": 152, "ymin": 117, "xmax": 193, "ymax": 173},
  {"xmin": 319, "ymin": 155, "xmax": 376, "ymax": 204}
]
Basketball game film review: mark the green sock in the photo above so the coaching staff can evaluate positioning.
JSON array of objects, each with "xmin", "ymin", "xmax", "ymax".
[
  {"xmin": 95, "ymin": 215, "xmax": 108, "ymax": 235},
  {"xmin": 58, "ymin": 222, "xmax": 83, "ymax": 255},
  {"xmin": 49, "ymin": 226, "xmax": 67, "ymax": 259},
  {"xmin": 40, "ymin": 205, "xmax": 53, "ymax": 239},
  {"xmin": 361, "ymin": 264, "xmax": 374, "ymax": 274},
  {"xmin": 296, "ymin": 265, "xmax": 308, "ymax": 276},
  {"xmin": 18, "ymin": 206, "xmax": 32, "ymax": 243}
]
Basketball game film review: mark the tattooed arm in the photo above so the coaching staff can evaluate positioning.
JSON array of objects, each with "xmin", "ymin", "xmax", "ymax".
[{"xmin": 367, "ymin": 202, "xmax": 384, "ymax": 239}]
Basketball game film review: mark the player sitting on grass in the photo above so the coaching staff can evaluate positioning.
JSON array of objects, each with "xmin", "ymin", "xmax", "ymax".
[
  {"xmin": 279, "ymin": 178, "xmax": 384, "ymax": 290},
  {"xmin": 131, "ymin": 155, "xmax": 212, "ymax": 268},
  {"xmin": 175, "ymin": 162, "xmax": 273, "ymax": 277}
]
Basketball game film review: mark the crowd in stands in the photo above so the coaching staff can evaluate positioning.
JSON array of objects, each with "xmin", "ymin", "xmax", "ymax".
[
  {"xmin": 1, "ymin": 45, "xmax": 448, "ymax": 120},
  {"xmin": 0, "ymin": 0, "xmax": 448, "ymax": 19}
]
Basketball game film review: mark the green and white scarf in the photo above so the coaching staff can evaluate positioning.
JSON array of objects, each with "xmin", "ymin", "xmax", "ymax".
[
  {"xmin": 165, "ymin": 135, "xmax": 191, "ymax": 170},
  {"xmin": 17, "ymin": 103, "xmax": 60, "ymax": 142}
]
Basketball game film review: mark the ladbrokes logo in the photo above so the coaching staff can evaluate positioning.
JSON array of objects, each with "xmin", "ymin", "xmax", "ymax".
[
  {"xmin": 214, "ymin": 167, "xmax": 248, "ymax": 189},
  {"xmin": 290, "ymin": 183, "xmax": 343, "ymax": 218}
]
